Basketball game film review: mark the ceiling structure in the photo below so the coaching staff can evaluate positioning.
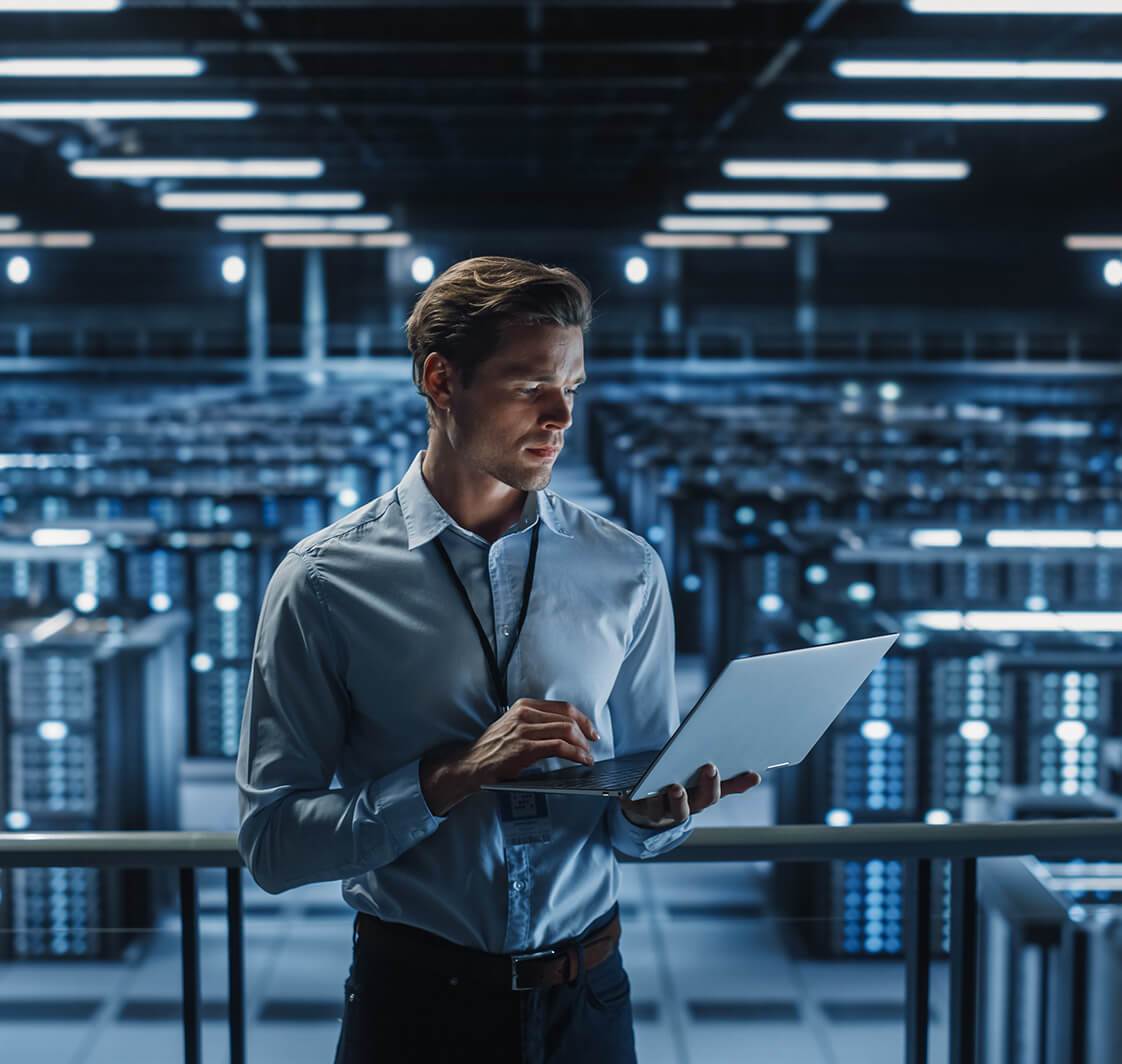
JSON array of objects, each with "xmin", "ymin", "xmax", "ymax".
[{"xmin": 1, "ymin": 0, "xmax": 1121, "ymax": 299}]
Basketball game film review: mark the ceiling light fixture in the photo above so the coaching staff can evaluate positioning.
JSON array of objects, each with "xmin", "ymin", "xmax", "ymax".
[
  {"xmin": 1065, "ymin": 234, "xmax": 1122, "ymax": 250},
  {"xmin": 685, "ymin": 192, "xmax": 888, "ymax": 211},
  {"xmin": 0, "ymin": 100, "xmax": 255, "ymax": 120},
  {"xmin": 0, "ymin": 58, "xmax": 205, "ymax": 77},
  {"xmin": 641, "ymin": 234, "xmax": 791, "ymax": 248},
  {"xmin": 907, "ymin": 1, "xmax": 1122, "ymax": 12},
  {"xmin": 0, "ymin": 232, "xmax": 93, "ymax": 247},
  {"xmin": 0, "ymin": 215, "xmax": 18, "ymax": 230},
  {"xmin": 70, "ymin": 158, "xmax": 325, "ymax": 180},
  {"xmin": 217, "ymin": 214, "xmax": 391, "ymax": 232},
  {"xmin": 787, "ymin": 102, "xmax": 1105, "ymax": 121},
  {"xmin": 158, "ymin": 191, "xmax": 363, "ymax": 211},
  {"xmin": 660, "ymin": 215, "xmax": 832, "ymax": 233},
  {"xmin": 0, "ymin": 0, "xmax": 120, "ymax": 9},
  {"xmin": 262, "ymin": 232, "xmax": 412, "ymax": 248},
  {"xmin": 835, "ymin": 59, "xmax": 1122, "ymax": 80},
  {"xmin": 721, "ymin": 159, "xmax": 969, "ymax": 180}
]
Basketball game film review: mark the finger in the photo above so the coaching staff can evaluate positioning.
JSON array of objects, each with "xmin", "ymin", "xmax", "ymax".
[
  {"xmin": 536, "ymin": 738, "xmax": 594, "ymax": 766},
  {"xmin": 522, "ymin": 721, "xmax": 591, "ymax": 757},
  {"xmin": 688, "ymin": 763, "xmax": 720, "ymax": 814},
  {"xmin": 719, "ymin": 770, "xmax": 762, "ymax": 798},
  {"xmin": 666, "ymin": 784, "xmax": 689, "ymax": 824},
  {"xmin": 536, "ymin": 700, "xmax": 600, "ymax": 743}
]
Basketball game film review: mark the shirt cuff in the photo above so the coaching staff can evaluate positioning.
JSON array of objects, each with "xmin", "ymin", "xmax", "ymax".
[
  {"xmin": 355, "ymin": 758, "xmax": 447, "ymax": 859},
  {"xmin": 610, "ymin": 802, "xmax": 694, "ymax": 858}
]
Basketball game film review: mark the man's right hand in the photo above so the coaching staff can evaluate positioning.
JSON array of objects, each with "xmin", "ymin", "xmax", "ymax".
[{"xmin": 419, "ymin": 699, "xmax": 600, "ymax": 817}]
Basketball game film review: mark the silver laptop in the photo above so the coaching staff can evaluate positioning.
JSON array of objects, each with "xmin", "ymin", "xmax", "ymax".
[{"xmin": 483, "ymin": 633, "xmax": 898, "ymax": 799}]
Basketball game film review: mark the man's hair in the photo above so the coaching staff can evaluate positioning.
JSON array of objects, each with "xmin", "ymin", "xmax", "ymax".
[{"xmin": 406, "ymin": 256, "xmax": 592, "ymax": 418}]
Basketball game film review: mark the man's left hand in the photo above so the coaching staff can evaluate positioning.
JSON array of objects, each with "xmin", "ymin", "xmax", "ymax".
[{"xmin": 617, "ymin": 763, "xmax": 762, "ymax": 831}]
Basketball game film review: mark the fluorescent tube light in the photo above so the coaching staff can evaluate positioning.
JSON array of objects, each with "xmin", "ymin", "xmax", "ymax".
[
  {"xmin": 911, "ymin": 610, "xmax": 1122, "ymax": 632},
  {"xmin": 739, "ymin": 235, "xmax": 790, "ymax": 248},
  {"xmin": 642, "ymin": 233, "xmax": 736, "ymax": 248},
  {"xmin": 0, "ymin": 0, "xmax": 119, "ymax": 8},
  {"xmin": 1065, "ymin": 234, "xmax": 1122, "ymax": 250},
  {"xmin": 31, "ymin": 528, "xmax": 92, "ymax": 547},
  {"xmin": 0, "ymin": 101, "xmax": 255, "ymax": 120},
  {"xmin": 158, "ymin": 191, "xmax": 363, "ymax": 211},
  {"xmin": 787, "ymin": 102, "xmax": 1105, "ymax": 121},
  {"xmin": 908, "ymin": 1, "xmax": 1122, "ymax": 12},
  {"xmin": 721, "ymin": 159, "xmax": 969, "ymax": 180},
  {"xmin": 835, "ymin": 60, "xmax": 1122, "ymax": 80},
  {"xmin": 217, "ymin": 214, "xmax": 391, "ymax": 232},
  {"xmin": 262, "ymin": 232, "xmax": 411, "ymax": 248},
  {"xmin": 29, "ymin": 610, "xmax": 75, "ymax": 644},
  {"xmin": 71, "ymin": 158, "xmax": 324, "ymax": 180},
  {"xmin": 0, "ymin": 232, "xmax": 93, "ymax": 247},
  {"xmin": 0, "ymin": 215, "xmax": 18, "ymax": 230},
  {"xmin": 0, "ymin": 58, "xmax": 205, "ymax": 77},
  {"xmin": 685, "ymin": 192, "xmax": 887, "ymax": 211},
  {"xmin": 1097, "ymin": 531, "xmax": 1122, "ymax": 548},
  {"xmin": 909, "ymin": 529, "xmax": 963, "ymax": 548},
  {"xmin": 659, "ymin": 214, "xmax": 832, "ymax": 233},
  {"xmin": 986, "ymin": 530, "xmax": 1097, "ymax": 548}
]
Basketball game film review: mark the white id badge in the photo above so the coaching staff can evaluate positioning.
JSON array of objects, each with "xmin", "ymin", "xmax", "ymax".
[{"xmin": 497, "ymin": 790, "xmax": 552, "ymax": 846}]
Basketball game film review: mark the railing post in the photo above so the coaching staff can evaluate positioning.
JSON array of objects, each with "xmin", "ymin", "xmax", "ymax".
[
  {"xmin": 227, "ymin": 866, "xmax": 246, "ymax": 1064},
  {"xmin": 179, "ymin": 866, "xmax": 201, "ymax": 1064},
  {"xmin": 905, "ymin": 858, "xmax": 932, "ymax": 1064},
  {"xmin": 949, "ymin": 857, "xmax": 979, "ymax": 1064}
]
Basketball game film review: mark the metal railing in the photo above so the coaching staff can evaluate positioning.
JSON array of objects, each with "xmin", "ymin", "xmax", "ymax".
[{"xmin": 2, "ymin": 819, "xmax": 1121, "ymax": 1064}]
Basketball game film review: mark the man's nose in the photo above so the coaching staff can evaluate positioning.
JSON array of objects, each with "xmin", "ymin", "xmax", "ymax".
[{"xmin": 541, "ymin": 393, "xmax": 572, "ymax": 430}]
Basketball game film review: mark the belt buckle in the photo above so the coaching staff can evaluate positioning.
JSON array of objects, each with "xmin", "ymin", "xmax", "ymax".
[{"xmin": 510, "ymin": 947, "xmax": 558, "ymax": 991}]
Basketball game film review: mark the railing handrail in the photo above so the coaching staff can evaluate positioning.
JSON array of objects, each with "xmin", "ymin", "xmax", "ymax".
[{"xmin": 1, "ymin": 818, "xmax": 1119, "ymax": 869}]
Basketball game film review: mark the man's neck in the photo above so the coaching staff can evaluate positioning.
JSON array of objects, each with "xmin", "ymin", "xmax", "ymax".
[{"xmin": 420, "ymin": 439, "xmax": 527, "ymax": 543}]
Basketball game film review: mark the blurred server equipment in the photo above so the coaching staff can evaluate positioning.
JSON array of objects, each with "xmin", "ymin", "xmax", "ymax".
[{"xmin": 0, "ymin": 609, "xmax": 189, "ymax": 958}]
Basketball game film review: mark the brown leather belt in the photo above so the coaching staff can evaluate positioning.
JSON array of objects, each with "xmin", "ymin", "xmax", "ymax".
[{"xmin": 355, "ymin": 909, "xmax": 621, "ymax": 992}]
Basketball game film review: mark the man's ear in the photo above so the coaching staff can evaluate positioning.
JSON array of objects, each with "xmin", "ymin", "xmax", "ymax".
[{"xmin": 422, "ymin": 352, "xmax": 453, "ymax": 413}]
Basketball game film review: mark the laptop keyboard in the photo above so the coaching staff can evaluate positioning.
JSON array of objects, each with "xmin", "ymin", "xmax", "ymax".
[{"xmin": 527, "ymin": 751, "xmax": 657, "ymax": 791}]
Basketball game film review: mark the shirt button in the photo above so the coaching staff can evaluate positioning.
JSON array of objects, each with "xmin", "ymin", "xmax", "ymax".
[
  {"xmin": 501, "ymin": 624, "xmax": 511, "ymax": 637},
  {"xmin": 512, "ymin": 880, "xmax": 523, "ymax": 892}
]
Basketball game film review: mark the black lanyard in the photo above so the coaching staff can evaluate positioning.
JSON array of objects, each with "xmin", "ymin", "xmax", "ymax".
[{"xmin": 431, "ymin": 520, "xmax": 540, "ymax": 713}]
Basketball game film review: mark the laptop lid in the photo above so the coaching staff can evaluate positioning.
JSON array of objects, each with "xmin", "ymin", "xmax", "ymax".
[{"xmin": 630, "ymin": 633, "xmax": 898, "ymax": 798}]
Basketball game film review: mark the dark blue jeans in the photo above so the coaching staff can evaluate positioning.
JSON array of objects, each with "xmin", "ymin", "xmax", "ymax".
[{"xmin": 333, "ymin": 905, "xmax": 637, "ymax": 1064}]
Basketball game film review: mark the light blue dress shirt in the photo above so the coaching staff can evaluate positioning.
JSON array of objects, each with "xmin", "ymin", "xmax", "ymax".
[{"xmin": 236, "ymin": 451, "xmax": 692, "ymax": 953}]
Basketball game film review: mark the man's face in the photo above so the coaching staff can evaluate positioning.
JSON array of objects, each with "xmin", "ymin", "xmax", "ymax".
[{"xmin": 438, "ymin": 322, "xmax": 586, "ymax": 492}]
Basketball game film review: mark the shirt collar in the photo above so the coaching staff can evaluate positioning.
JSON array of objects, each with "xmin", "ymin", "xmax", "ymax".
[{"xmin": 397, "ymin": 451, "xmax": 571, "ymax": 551}]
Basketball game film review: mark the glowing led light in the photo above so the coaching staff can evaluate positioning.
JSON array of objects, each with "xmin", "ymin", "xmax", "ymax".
[
  {"xmin": 1025, "ymin": 594, "xmax": 1049, "ymax": 612},
  {"xmin": 909, "ymin": 528, "xmax": 961, "ymax": 548},
  {"xmin": 908, "ymin": 0, "xmax": 1122, "ymax": 11},
  {"xmin": 684, "ymin": 192, "xmax": 888, "ymax": 211},
  {"xmin": 411, "ymin": 256, "xmax": 435, "ymax": 284},
  {"xmin": 878, "ymin": 381, "xmax": 902, "ymax": 401},
  {"xmin": 805, "ymin": 564, "xmax": 829, "ymax": 584},
  {"xmin": 860, "ymin": 720, "xmax": 893, "ymax": 741},
  {"xmin": 682, "ymin": 574, "xmax": 702, "ymax": 592},
  {"xmin": 660, "ymin": 214, "xmax": 832, "ymax": 233},
  {"xmin": 221, "ymin": 255, "xmax": 246, "ymax": 285},
  {"xmin": 190, "ymin": 652, "xmax": 214, "ymax": 673},
  {"xmin": 646, "ymin": 525, "xmax": 666, "ymax": 544},
  {"xmin": 159, "ymin": 191, "xmax": 363, "ymax": 211},
  {"xmin": 787, "ymin": 103, "xmax": 1105, "ymax": 122},
  {"xmin": 1105, "ymin": 259, "xmax": 1122, "ymax": 287},
  {"xmin": 31, "ymin": 527, "xmax": 91, "ymax": 546},
  {"xmin": 986, "ymin": 529, "xmax": 1097, "ymax": 548},
  {"xmin": 835, "ymin": 60, "xmax": 1122, "ymax": 80},
  {"xmin": 959, "ymin": 720, "xmax": 992, "ymax": 742},
  {"xmin": 1055, "ymin": 721, "xmax": 1089, "ymax": 745},
  {"xmin": 149, "ymin": 592, "xmax": 172, "ymax": 613},
  {"xmin": 214, "ymin": 592, "xmax": 241, "ymax": 612},
  {"xmin": 6, "ymin": 255, "xmax": 30, "ymax": 284},
  {"xmin": 4, "ymin": 811, "xmax": 30, "ymax": 831},
  {"xmin": 336, "ymin": 488, "xmax": 360, "ymax": 508},
  {"xmin": 0, "ymin": 58, "xmax": 205, "ymax": 77},
  {"xmin": 624, "ymin": 256, "xmax": 649, "ymax": 284},
  {"xmin": 925, "ymin": 809, "xmax": 952, "ymax": 825},
  {"xmin": 826, "ymin": 809, "xmax": 853, "ymax": 827},
  {"xmin": 734, "ymin": 506, "xmax": 756, "ymax": 526},
  {"xmin": 847, "ymin": 582, "xmax": 876, "ymax": 603},
  {"xmin": 720, "ymin": 159, "xmax": 969, "ymax": 181},
  {"xmin": 0, "ymin": 101, "xmax": 256, "ymax": 121},
  {"xmin": 0, "ymin": 0, "xmax": 119, "ymax": 8},
  {"xmin": 37, "ymin": 720, "xmax": 68, "ymax": 742},
  {"xmin": 757, "ymin": 593, "xmax": 785, "ymax": 614},
  {"xmin": 70, "ymin": 158, "xmax": 325, "ymax": 180},
  {"xmin": 218, "ymin": 214, "xmax": 391, "ymax": 232},
  {"xmin": 642, "ymin": 233, "xmax": 735, "ymax": 248},
  {"xmin": 73, "ymin": 592, "xmax": 98, "ymax": 613},
  {"xmin": 213, "ymin": 504, "xmax": 232, "ymax": 524}
]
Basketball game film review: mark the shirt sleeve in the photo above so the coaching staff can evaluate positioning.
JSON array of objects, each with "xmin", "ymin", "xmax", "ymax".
[
  {"xmin": 236, "ymin": 550, "xmax": 446, "ymax": 894},
  {"xmin": 604, "ymin": 541, "xmax": 694, "ymax": 858}
]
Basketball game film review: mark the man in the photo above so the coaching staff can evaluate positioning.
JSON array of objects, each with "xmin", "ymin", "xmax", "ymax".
[{"xmin": 236, "ymin": 256, "xmax": 761, "ymax": 1064}]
